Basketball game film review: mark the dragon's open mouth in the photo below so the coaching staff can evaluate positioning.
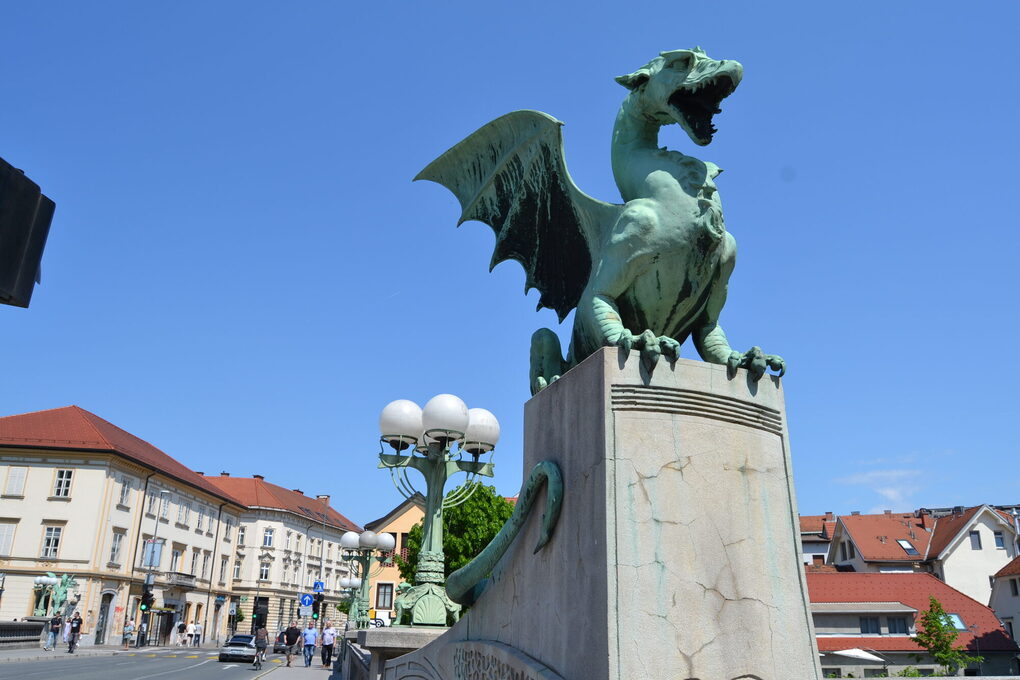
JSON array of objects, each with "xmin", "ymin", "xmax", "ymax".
[{"xmin": 668, "ymin": 74, "xmax": 737, "ymax": 145}]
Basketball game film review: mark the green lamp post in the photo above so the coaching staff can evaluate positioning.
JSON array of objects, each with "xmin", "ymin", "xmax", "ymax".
[
  {"xmin": 377, "ymin": 394, "xmax": 499, "ymax": 626},
  {"xmin": 339, "ymin": 530, "xmax": 396, "ymax": 629}
]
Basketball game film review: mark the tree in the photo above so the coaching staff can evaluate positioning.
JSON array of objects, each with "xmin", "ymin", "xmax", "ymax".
[
  {"xmin": 912, "ymin": 596, "xmax": 983, "ymax": 675},
  {"xmin": 395, "ymin": 483, "xmax": 514, "ymax": 583}
]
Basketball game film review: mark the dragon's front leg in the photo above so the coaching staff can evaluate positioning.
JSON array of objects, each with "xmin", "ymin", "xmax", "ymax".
[
  {"xmin": 591, "ymin": 294, "xmax": 680, "ymax": 374},
  {"xmin": 694, "ymin": 321, "xmax": 785, "ymax": 382}
]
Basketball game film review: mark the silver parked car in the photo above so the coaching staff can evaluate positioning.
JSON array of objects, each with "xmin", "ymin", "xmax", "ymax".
[{"xmin": 218, "ymin": 634, "xmax": 256, "ymax": 662}]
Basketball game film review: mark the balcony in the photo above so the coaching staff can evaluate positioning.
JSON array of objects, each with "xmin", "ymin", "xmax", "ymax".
[{"xmin": 164, "ymin": 572, "xmax": 197, "ymax": 589}]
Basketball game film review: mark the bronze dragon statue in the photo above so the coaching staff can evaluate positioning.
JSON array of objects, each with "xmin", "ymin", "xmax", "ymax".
[{"xmin": 417, "ymin": 48, "xmax": 784, "ymax": 394}]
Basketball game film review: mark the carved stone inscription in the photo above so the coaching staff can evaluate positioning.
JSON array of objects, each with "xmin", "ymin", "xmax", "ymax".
[{"xmin": 449, "ymin": 641, "xmax": 563, "ymax": 680}]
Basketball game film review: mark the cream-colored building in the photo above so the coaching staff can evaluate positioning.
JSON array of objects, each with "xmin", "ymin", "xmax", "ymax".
[
  {"xmin": 202, "ymin": 473, "xmax": 361, "ymax": 632},
  {"xmin": 0, "ymin": 406, "xmax": 246, "ymax": 646},
  {"xmin": 990, "ymin": 556, "xmax": 1020, "ymax": 643},
  {"xmin": 363, "ymin": 494, "xmax": 424, "ymax": 624}
]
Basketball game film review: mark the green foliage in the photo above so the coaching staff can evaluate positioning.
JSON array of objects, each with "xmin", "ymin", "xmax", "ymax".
[
  {"xmin": 894, "ymin": 667, "xmax": 922, "ymax": 677},
  {"xmin": 911, "ymin": 596, "xmax": 983, "ymax": 675},
  {"xmin": 395, "ymin": 483, "xmax": 514, "ymax": 583}
]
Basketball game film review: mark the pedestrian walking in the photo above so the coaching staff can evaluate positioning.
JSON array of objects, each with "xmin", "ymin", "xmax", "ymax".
[
  {"xmin": 67, "ymin": 612, "xmax": 83, "ymax": 653},
  {"xmin": 193, "ymin": 621, "xmax": 203, "ymax": 646},
  {"xmin": 253, "ymin": 625, "xmax": 269, "ymax": 668},
  {"xmin": 136, "ymin": 620, "xmax": 147, "ymax": 647},
  {"xmin": 45, "ymin": 613, "xmax": 63, "ymax": 650},
  {"xmin": 321, "ymin": 620, "xmax": 337, "ymax": 668},
  {"xmin": 122, "ymin": 620, "xmax": 135, "ymax": 650},
  {"xmin": 301, "ymin": 622, "xmax": 318, "ymax": 668},
  {"xmin": 186, "ymin": 620, "xmax": 195, "ymax": 646},
  {"xmin": 176, "ymin": 620, "xmax": 186, "ymax": 646},
  {"xmin": 283, "ymin": 620, "xmax": 301, "ymax": 667}
]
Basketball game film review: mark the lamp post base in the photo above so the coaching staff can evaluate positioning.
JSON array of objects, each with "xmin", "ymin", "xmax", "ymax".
[{"xmin": 395, "ymin": 583, "xmax": 460, "ymax": 627}]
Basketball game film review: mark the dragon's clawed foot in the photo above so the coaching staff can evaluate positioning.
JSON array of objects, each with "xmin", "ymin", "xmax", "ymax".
[
  {"xmin": 617, "ymin": 329, "xmax": 680, "ymax": 373},
  {"xmin": 727, "ymin": 346, "xmax": 785, "ymax": 382}
]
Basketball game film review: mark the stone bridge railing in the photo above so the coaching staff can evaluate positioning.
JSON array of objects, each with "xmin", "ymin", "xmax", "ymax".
[{"xmin": 0, "ymin": 620, "xmax": 46, "ymax": 648}]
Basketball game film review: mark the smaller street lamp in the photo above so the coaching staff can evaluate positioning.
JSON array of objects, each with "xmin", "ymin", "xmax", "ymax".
[
  {"xmin": 340, "ymin": 530, "xmax": 396, "ymax": 629},
  {"xmin": 32, "ymin": 576, "xmax": 59, "ymax": 615}
]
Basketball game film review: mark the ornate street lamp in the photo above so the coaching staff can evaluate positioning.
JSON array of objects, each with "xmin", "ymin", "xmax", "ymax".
[
  {"xmin": 340, "ymin": 530, "xmax": 396, "ymax": 629},
  {"xmin": 32, "ymin": 575, "xmax": 58, "ymax": 615},
  {"xmin": 377, "ymin": 394, "xmax": 499, "ymax": 626}
]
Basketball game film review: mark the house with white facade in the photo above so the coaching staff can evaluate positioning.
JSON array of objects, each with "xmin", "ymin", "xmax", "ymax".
[
  {"xmin": 826, "ymin": 506, "xmax": 1018, "ymax": 604},
  {"xmin": 990, "ymin": 555, "xmax": 1020, "ymax": 644},
  {"xmin": 0, "ymin": 406, "xmax": 246, "ymax": 646}
]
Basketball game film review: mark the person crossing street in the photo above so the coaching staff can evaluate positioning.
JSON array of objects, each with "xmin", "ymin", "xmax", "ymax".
[
  {"xmin": 301, "ymin": 621, "xmax": 318, "ymax": 668},
  {"xmin": 321, "ymin": 620, "xmax": 337, "ymax": 668}
]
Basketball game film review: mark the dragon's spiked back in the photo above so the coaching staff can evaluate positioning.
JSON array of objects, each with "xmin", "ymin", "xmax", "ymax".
[
  {"xmin": 415, "ymin": 111, "xmax": 621, "ymax": 322},
  {"xmin": 616, "ymin": 47, "xmax": 743, "ymax": 146}
]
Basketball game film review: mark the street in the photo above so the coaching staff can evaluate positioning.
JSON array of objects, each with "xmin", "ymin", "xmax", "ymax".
[{"xmin": 0, "ymin": 648, "xmax": 286, "ymax": 680}]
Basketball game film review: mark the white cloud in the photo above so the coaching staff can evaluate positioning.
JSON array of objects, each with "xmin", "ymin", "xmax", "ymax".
[
  {"xmin": 836, "ymin": 469, "xmax": 922, "ymax": 486},
  {"xmin": 837, "ymin": 469, "xmax": 924, "ymax": 513}
]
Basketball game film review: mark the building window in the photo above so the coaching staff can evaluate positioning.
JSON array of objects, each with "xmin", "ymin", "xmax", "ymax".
[
  {"xmin": 859, "ymin": 616, "xmax": 881, "ymax": 634},
  {"xmin": 219, "ymin": 556, "xmax": 228, "ymax": 582},
  {"xmin": 0, "ymin": 521, "xmax": 16, "ymax": 555},
  {"xmin": 118, "ymin": 477, "xmax": 131, "ymax": 505},
  {"xmin": 160, "ymin": 494, "xmax": 171, "ymax": 519},
  {"xmin": 41, "ymin": 526, "xmax": 62, "ymax": 558},
  {"xmin": 888, "ymin": 616, "xmax": 909, "ymax": 634},
  {"xmin": 147, "ymin": 492, "xmax": 157, "ymax": 515},
  {"xmin": 994, "ymin": 531, "xmax": 1005, "ymax": 549},
  {"xmin": 839, "ymin": 543, "xmax": 847, "ymax": 561},
  {"xmin": 259, "ymin": 562, "xmax": 270, "ymax": 580},
  {"xmin": 223, "ymin": 517, "xmax": 233, "ymax": 542},
  {"xmin": 376, "ymin": 583, "xmax": 394, "ymax": 610},
  {"xmin": 142, "ymin": 536, "xmax": 163, "ymax": 568},
  {"xmin": 1010, "ymin": 578, "xmax": 1019, "ymax": 597},
  {"xmin": 945, "ymin": 613, "xmax": 966, "ymax": 631},
  {"xmin": 237, "ymin": 526, "xmax": 246, "ymax": 546},
  {"xmin": 233, "ymin": 560, "xmax": 241, "ymax": 579},
  {"xmin": 263, "ymin": 528, "xmax": 274, "ymax": 548},
  {"xmin": 969, "ymin": 531, "xmax": 982, "ymax": 550},
  {"xmin": 178, "ymin": 501, "xmax": 191, "ymax": 525},
  {"xmin": 864, "ymin": 671, "xmax": 887, "ymax": 678},
  {"xmin": 1005, "ymin": 619, "xmax": 1015, "ymax": 641},
  {"xmin": 821, "ymin": 669, "xmax": 841, "ymax": 678},
  {"xmin": 196, "ymin": 507, "xmax": 205, "ymax": 532},
  {"xmin": 4, "ymin": 466, "xmax": 27, "ymax": 496},
  {"xmin": 896, "ymin": 539, "xmax": 920, "ymax": 556},
  {"xmin": 170, "ymin": 549, "xmax": 181, "ymax": 572},
  {"xmin": 52, "ymin": 469, "xmax": 73, "ymax": 497},
  {"xmin": 286, "ymin": 532, "xmax": 292, "ymax": 550},
  {"xmin": 848, "ymin": 541, "xmax": 856, "ymax": 559},
  {"xmin": 202, "ymin": 552, "xmax": 210, "ymax": 579},
  {"xmin": 110, "ymin": 531, "xmax": 125, "ymax": 563}
]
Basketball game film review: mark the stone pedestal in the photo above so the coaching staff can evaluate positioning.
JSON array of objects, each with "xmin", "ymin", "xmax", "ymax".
[{"xmin": 385, "ymin": 348, "xmax": 821, "ymax": 680}]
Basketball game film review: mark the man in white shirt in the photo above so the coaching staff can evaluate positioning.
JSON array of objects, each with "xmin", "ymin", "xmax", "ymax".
[
  {"xmin": 186, "ymin": 621, "xmax": 196, "ymax": 646},
  {"xmin": 320, "ymin": 620, "xmax": 338, "ymax": 668}
]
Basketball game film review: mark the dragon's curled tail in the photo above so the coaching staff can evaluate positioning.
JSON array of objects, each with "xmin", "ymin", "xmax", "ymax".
[{"xmin": 446, "ymin": 460, "xmax": 564, "ymax": 606}]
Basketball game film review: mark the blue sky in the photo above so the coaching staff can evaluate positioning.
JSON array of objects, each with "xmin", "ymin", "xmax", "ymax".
[{"xmin": 2, "ymin": 3, "xmax": 1017, "ymax": 525}]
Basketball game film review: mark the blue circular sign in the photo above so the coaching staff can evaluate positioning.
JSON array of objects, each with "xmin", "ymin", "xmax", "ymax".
[{"xmin": 300, "ymin": 593, "xmax": 314, "ymax": 606}]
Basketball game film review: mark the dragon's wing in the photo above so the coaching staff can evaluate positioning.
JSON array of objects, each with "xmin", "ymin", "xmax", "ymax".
[{"xmin": 415, "ymin": 110, "xmax": 621, "ymax": 321}]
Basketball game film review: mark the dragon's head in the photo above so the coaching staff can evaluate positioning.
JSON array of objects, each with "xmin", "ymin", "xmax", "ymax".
[{"xmin": 616, "ymin": 47, "xmax": 743, "ymax": 146}]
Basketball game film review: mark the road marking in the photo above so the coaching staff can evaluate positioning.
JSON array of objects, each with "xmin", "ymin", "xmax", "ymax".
[
  {"xmin": 145, "ymin": 653, "xmax": 156, "ymax": 657},
  {"xmin": 185, "ymin": 654, "xmax": 198, "ymax": 658},
  {"xmin": 133, "ymin": 658, "xmax": 212, "ymax": 679}
]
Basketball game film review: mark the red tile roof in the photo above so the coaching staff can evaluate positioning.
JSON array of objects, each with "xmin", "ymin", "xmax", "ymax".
[
  {"xmin": 203, "ymin": 475, "xmax": 361, "ymax": 533},
  {"xmin": 838, "ymin": 512, "xmax": 932, "ymax": 561},
  {"xmin": 808, "ymin": 572, "xmax": 1017, "ymax": 652},
  {"xmin": 995, "ymin": 555, "xmax": 1020, "ymax": 578},
  {"xmin": 801, "ymin": 513, "xmax": 837, "ymax": 539},
  {"xmin": 926, "ymin": 506, "xmax": 982, "ymax": 558},
  {"xmin": 0, "ymin": 405, "xmax": 243, "ymax": 506}
]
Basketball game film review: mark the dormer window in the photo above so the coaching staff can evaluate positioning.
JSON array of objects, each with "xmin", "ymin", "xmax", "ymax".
[{"xmin": 897, "ymin": 539, "xmax": 920, "ymax": 556}]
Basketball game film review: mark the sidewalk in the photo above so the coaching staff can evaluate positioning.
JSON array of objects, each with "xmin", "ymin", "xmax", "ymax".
[
  {"xmin": 0, "ymin": 644, "xmax": 124, "ymax": 664},
  {"xmin": 263, "ymin": 661, "xmax": 335, "ymax": 677}
]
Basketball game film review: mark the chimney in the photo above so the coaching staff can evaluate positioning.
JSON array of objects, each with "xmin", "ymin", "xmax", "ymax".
[
  {"xmin": 851, "ymin": 511, "xmax": 861, "ymax": 516},
  {"xmin": 253, "ymin": 474, "xmax": 264, "ymax": 480},
  {"xmin": 953, "ymin": 506, "xmax": 964, "ymax": 517},
  {"xmin": 293, "ymin": 489, "xmax": 303, "ymax": 495},
  {"xmin": 824, "ymin": 511, "xmax": 834, "ymax": 521},
  {"xmin": 195, "ymin": 471, "xmax": 204, "ymax": 476},
  {"xmin": 884, "ymin": 510, "xmax": 892, "ymax": 515},
  {"xmin": 316, "ymin": 494, "xmax": 330, "ymax": 505},
  {"xmin": 812, "ymin": 555, "xmax": 824, "ymax": 566},
  {"xmin": 220, "ymin": 471, "xmax": 230, "ymax": 476}
]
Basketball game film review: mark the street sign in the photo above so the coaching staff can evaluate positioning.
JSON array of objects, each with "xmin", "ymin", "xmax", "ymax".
[
  {"xmin": 300, "ymin": 593, "xmax": 314, "ymax": 607},
  {"xmin": 299, "ymin": 605, "xmax": 313, "ymax": 617},
  {"xmin": 313, "ymin": 581, "xmax": 325, "ymax": 593}
]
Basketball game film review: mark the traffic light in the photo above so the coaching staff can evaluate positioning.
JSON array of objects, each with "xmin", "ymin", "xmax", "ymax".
[
  {"xmin": 140, "ymin": 586, "xmax": 154, "ymax": 612},
  {"xmin": 254, "ymin": 604, "xmax": 269, "ymax": 629},
  {"xmin": 312, "ymin": 593, "xmax": 324, "ymax": 620}
]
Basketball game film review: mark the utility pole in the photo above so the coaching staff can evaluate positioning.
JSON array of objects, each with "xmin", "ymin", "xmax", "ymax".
[
  {"xmin": 144, "ymin": 489, "xmax": 170, "ymax": 645},
  {"xmin": 319, "ymin": 495, "xmax": 327, "ymax": 633}
]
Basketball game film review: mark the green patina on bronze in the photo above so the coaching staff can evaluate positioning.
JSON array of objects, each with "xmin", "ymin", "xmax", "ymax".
[
  {"xmin": 417, "ymin": 48, "xmax": 783, "ymax": 393},
  {"xmin": 445, "ymin": 460, "xmax": 563, "ymax": 607}
]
